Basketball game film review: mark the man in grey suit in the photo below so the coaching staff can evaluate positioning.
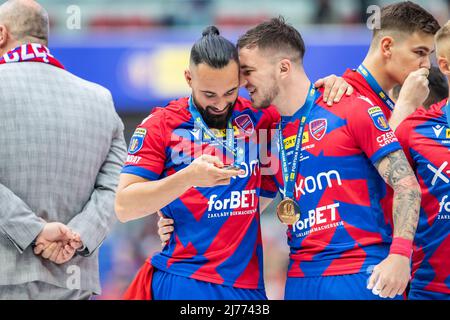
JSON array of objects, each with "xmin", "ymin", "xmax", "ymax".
[{"xmin": 0, "ymin": 0, "xmax": 127, "ymax": 299}]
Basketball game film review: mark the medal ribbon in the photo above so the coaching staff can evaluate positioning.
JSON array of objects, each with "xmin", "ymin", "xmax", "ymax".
[
  {"xmin": 188, "ymin": 96, "xmax": 244, "ymax": 164},
  {"xmin": 445, "ymin": 99, "xmax": 450, "ymax": 128},
  {"xmin": 357, "ymin": 64, "xmax": 395, "ymax": 111},
  {"xmin": 0, "ymin": 43, "xmax": 64, "ymax": 69},
  {"xmin": 278, "ymin": 84, "xmax": 317, "ymax": 200}
]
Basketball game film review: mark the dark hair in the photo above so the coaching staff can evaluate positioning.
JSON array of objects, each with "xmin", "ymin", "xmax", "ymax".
[
  {"xmin": 237, "ymin": 16, "xmax": 305, "ymax": 62},
  {"xmin": 423, "ymin": 66, "xmax": 449, "ymax": 109},
  {"xmin": 190, "ymin": 26, "xmax": 239, "ymax": 68},
  {"xmin": 374, "ymin": 1, "xmax": 440, "ymax": 38}
]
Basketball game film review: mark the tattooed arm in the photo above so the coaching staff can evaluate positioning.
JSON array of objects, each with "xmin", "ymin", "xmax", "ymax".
[
  {"xmin": 367, "ymin": 149, "xmax": 421, "ymax": 299},
  {"xmin": 374, "ymin": 150, "xmax": 421, "ymax": 240}
]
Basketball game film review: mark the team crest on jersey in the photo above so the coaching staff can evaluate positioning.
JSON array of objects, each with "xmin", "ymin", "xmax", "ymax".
[
  {"xmin": 309, "ymin": 119, "xmax": 327, "ymax": 141},
  {"xmin": 368, "ymin": 106, "xmax": 390, "ymax": 132},
  {"xmin": 234, "ymin": 114, "xmax": 255, "ymax": 135},
  {"xmin": 128, "ymin": 128, "xmax": 146, "ymax": 154}
]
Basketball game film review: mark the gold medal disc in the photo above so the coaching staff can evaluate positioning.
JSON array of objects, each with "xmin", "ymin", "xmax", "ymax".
[{"xmin": 276, "ymin": 198, "xmax": 300, "ymax": 225}]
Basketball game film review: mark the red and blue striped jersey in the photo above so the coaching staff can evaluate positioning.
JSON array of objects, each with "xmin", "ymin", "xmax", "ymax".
[
  {"xmin": 267, "ymin": 89, "xmax": 402, "ymax": 277},
  {"xmin": 343, "ymin": 68, "xmax": 396, "ymax": 229},
  {"xmin": 395, "ymin": 99, "xmax": 450, "ymax": 294},
  {"xmin": 343, "ymin": 69, "xmax": 393, "ymax": 119},
  {"xmin": 122, "ymin": 96, "xmax": 279, "ymax": 289}
]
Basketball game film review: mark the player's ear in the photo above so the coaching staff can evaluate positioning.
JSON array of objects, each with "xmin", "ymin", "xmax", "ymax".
[
  {"xmin": 0, "ymin": 25, "xmax": 9, "ymax": 50},
  {"xmin": 380, "ymin": 36, "xmax": 394, "ymax": 59},
  {"xmin": 184, "ymin": 69, "xmax": 193, "ymax": 88},
  {"xmin": 437, "ymin": 54, "xmax": 450, "ymax": 77},
  {"xmin": 279, "ymin": 59, "xmax": 291, "ymax": 80}
]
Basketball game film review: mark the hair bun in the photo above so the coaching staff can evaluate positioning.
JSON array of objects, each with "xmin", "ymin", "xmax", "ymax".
[{"xmin": 202, "ymin": 26, "xmax": 220, "ymax": 37}]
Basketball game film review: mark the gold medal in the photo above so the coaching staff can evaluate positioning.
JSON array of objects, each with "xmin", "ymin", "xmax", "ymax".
[{"xmin": 276, "ymin": 198, "xmax": 300, "ymax": 225}]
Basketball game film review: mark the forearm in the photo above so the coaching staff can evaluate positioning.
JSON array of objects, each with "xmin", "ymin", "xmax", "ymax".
[
  {"xmin": 388, "ymin": 105, "xmax": 413, "ymax": 132},
  {"xmin": 116, "ymin": 168, "xmax": 192, "ymax": 222},
  {"xmin": 389, "ymin": 95, "xmax": 421, "ymax": 132},
  {"xmin": 0, "ymin": 183, "xmax": 46, "ymax": 252},
  {"xmin": 375, "ymin": 150, "xmax": 421, "ymax": 241},
  {"xmin": 391, "ymin": 176, "xmax": 421, "ymax": 240}
]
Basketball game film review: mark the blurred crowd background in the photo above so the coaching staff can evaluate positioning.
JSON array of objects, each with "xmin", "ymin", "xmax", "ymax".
[{"xmin": 37, "ymin": 0, "xmax": 449, "ymax": 299}]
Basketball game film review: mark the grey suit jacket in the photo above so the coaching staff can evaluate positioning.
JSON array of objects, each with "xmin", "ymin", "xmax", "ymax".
[{"xmin": 0, "ymin": 62, "xmax": 127, "ymax": 294}]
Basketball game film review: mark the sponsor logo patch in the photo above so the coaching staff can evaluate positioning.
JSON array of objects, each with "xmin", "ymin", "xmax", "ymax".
[
  {"xmin": 204, "ymin": 126, "xmax": 240, "ymax": 140},
  {"xmin": 432, "ymin": 125, "xmax": 444, "ymax": 138},
  {"xmin": 283, "ymin": 133, "xmax": 309, "ymax": 150}
]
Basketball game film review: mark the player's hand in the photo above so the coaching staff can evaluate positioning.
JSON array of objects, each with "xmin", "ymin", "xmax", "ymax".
[
  {"xmin": 395, "ymin": 67, "xmax": 430, "ymax": 113},
  {"xmin": 367, "ymin": 254, "xmax": 411, "ymax": 299},
  {"xmin": 185, "ymin": 155, "xmax": 245, "ymax": 187},
  {"xmin": 157, "ymin": 211, "xmax": 174, "ymax": 247},
  {"xmin": 389, "ymin": 68, "xmax": 430, "ymax": 131},
  {"xmin": 314, "ymin": 74, "xmax": 353, "ymax": 106}
]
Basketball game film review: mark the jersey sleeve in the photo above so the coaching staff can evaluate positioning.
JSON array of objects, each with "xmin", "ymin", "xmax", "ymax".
[
  {"xmin": 395, "ymin": 118, "xmax": 415, "ymax": 169},
  {"xmin": 121, "ymin": 109, "xmax": 167, "ymax": 181},
  {"xmin": 347, "ymin": 96, "xmax": 402, "ymax": 165}
]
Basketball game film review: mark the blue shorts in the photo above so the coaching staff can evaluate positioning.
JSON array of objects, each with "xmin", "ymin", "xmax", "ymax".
[
  {"xmin": 408, "ymin": 288, "xmax": 450, "ymax": 300},
  {"xmin": 285, "ymin": 273, "xmax": 405, "ymax": 300},
  {"xmin": 151, "ymin": 268, "xmax": 267, "ymax": 300}
]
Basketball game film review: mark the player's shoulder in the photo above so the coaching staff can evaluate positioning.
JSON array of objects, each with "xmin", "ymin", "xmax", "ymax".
[
  {"xmin": 342, "ymin": 68, "xmax": 365, "ymax": 89},
  {"xmin": 425, "ymin": 99, "xmax": 447, "ymax": 118},
  {"xmin": 342, "ymin": 68, "xmax": 358, "ymax": 81},
  {"xmin": 159, "ymin": 97, "xmax": 191, "ymax": 117},
  {"xmin": 316, "ymin": 87, "xmax": 376, "ymax": 112},
  {"xmin": 234, "ymin": 96, "xmax": 280, "ymax": 127},
  {"xmin": 138, "ymin": 97, "xmax": 191, "ymax": 129},
  {"xmin": 316, "ymin": 90, "xmax": 392, "ymax": 133},
  {"xmin": 400, "ymin": 99, "xmax": 447, "ymax": 128},
  {"xmin": 235, "ymin": 96, "xmax": 279, "ymax": 115},
  {"xmin": 346, "ymin": 92, "xmax": 378, "ymax": 108}
]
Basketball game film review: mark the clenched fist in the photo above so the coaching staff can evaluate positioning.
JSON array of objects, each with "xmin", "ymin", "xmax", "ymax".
[{"xmin": 396, "ymin": 68, "xmax": 430, "ymax": 111}]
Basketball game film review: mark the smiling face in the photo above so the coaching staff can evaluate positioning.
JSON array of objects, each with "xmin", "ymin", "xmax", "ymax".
[
  {"xmin": 386, "ymin": 31, "xmax": 435, "ymax": 85},
  {"xmin": 239, "ymin": 46, "xmax": 280, "ymax": 109},
  {"xmin": 185, "ymin": 60, "xmax": 240, "ymax": 129}
]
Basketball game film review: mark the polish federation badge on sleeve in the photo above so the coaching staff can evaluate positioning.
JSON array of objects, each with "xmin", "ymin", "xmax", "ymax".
[
  {"xmin": 128, "ymin": 128, "xmax": 147, "ymax": 154},
  {"xmin": 368, "ymin": 106, "xmax": 390, "ymax": 132}
]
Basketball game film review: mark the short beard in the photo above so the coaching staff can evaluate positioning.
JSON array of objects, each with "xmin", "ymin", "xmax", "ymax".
[
  {"xmin": 258, "ymin": 85, "xmax": 279, "ymax": 109},
  {"xmin": 195, "ymin": 99, "xmax": 236, "ymax": 129}
]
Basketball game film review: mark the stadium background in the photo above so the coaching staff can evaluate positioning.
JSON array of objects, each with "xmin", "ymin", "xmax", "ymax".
[{"xmin": 39, "ymin": 0, "xmax": 449, "ymax": 299}]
